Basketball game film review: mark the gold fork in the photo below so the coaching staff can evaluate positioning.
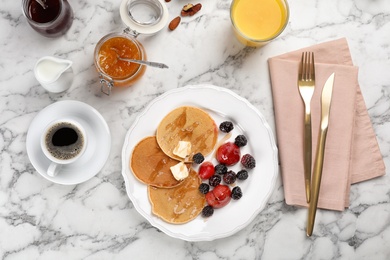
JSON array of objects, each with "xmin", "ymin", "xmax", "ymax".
[{"xmin": 298, "ymin": 52, "xmax": 315, "ymax": 203}]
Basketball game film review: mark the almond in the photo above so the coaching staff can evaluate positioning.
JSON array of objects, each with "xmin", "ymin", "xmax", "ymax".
[
  {"xmin": 169, "ymin": 16, "xmax": 181, "ymax": 31},
  {"xmin": 181, "ymin": 3, "xmax": 202, "ymax": 16},
  {"xmin": 183, "ymin": 3, "xmax": 193, "ymax": 11}
]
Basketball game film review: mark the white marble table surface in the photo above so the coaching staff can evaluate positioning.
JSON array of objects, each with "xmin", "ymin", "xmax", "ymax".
[{"xmin": 1, "ymin": 0, "xmax": 390, "ymax": 259}]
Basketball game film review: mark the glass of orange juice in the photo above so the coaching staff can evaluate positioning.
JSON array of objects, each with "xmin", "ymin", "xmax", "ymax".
[{"xmin": 230, "ymin": 0, "xmax": 289, "ymax": 47}]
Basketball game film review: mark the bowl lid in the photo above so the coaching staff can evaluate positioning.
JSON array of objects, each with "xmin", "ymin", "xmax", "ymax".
[{"xmin": 120, "ymin": 0, "xmax": 169, "ymax": 36}]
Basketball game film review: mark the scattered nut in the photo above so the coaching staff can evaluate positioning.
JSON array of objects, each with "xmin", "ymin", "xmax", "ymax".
[
  {"xmin": 182, "ymin": 3, "xmax": 194, "ymax": 11},
  {"xmin": 181, "ymin": 3, "xmax": 202, "ymax": 16},
  {"xmin": 169, "ymin": 16, "xmax": 181, "ymax": 31}
]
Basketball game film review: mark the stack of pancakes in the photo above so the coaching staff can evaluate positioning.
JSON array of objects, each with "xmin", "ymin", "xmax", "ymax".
[{"xmin": 130, "ymin": 106, "xmax": 218, "ymax": 224}]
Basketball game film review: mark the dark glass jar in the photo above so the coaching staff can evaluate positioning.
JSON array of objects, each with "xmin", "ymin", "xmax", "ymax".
[{"xmin": 22, "ymin": 0, "xmax": 73, "ymax": 38}]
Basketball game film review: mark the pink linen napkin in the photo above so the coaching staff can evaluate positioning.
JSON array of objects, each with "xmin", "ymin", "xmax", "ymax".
[{"xmin": 268, "ymin": 38, "xmax": 385, "ymax": 211}]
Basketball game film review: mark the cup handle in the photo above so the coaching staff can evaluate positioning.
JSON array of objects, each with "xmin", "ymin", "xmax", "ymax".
[{"xmin": 47, "ymin": 162, "xmax": 62, "ymax": 177}]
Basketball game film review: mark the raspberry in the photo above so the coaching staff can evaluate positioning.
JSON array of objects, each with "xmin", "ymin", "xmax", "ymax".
[
  {"xmin": 209, "ymin": 175, "xmax": 221, "ymax": 187},
  {"xmin": 198, "ymin": 183, "xmax": 210, "ymax": 194},
  {"xmin": 214, "ymin": 164, "xmax": 228, "ymax": 175},
  {"xmin": 234, "ymin": 135, "xmax": 247, "ymax": 147},
  {"xmin": 201, "ymin": 205, "xmax": 214, "ymax": 217},
  {"xmin": 223, "ymin": 170, "xmax": 236, "ymax": 184},
  {"xmin": 219, "ymin": 121, "xmax": 234, "ymax": 133},
  {"xmin": 192, "ymin": 152, "xmax": 204, "ymax": 164},
  {"xmin": 231, "ymin": 186, "xmax": 243, "ymax": 200},
  {"xmin": 236, "ymin": 169, "xmax": 248, "ymax": 180},
  {"xmin": 241, "ymin": 154, "xmax": 256, "ymax": 169}
]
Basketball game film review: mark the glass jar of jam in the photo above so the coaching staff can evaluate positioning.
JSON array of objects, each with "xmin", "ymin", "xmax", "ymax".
[
  {"xmin": 22, "ymin": 0, "xmax": 73, "ymax": 38},
  {"xmin": 94, "ymin": 0, "xmax": 169, "ymax": 95},
  {"xmin": 94, "ymin": 31, "xmax": 147, "ymax": 95}
]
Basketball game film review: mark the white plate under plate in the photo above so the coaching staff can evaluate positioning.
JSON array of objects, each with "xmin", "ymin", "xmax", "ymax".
[
  {"xmin": 121, "ymin": 84, "xmax": 278, "ymax": 241},
  {"xmin": 26, "ymin": 100, "xmax": 111, "ymax": 185}
]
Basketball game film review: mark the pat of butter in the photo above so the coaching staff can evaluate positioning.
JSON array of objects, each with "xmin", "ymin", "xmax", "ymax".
[
  {"xmin": 173, "ymin": 141, "xmax": 192, "ymax": 159},
  {"xmin": 170, "ymin": 162, "xmax": 189, "ymax": 181}
]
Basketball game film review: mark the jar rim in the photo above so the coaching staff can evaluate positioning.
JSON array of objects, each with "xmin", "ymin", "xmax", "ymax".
[{"xmin": 119, "ymin": 0, "xmax": 169, "ymax": 36}]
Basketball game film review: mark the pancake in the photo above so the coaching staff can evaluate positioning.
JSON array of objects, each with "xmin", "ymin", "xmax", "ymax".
[
  {"xmin": 130, "ymin": 136, "xmax": 183, "ymax": 188},
  {"xmin": 156, "ymin": 106, "xmax": 218, "ymax": 161},
  {"xmin": 148, "ymin": 168, "xmax": 206, "ymax": 224}
]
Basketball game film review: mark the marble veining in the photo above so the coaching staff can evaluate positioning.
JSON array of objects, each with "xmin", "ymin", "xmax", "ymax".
[{"xmin": 1, "ymin": 0, "xmax": 390, "ymax": 259}]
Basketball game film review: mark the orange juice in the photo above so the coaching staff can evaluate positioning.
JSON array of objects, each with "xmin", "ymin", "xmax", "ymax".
[{"xmin": 230, "ymin": 0, "xmax": 289, "ymax": 47}]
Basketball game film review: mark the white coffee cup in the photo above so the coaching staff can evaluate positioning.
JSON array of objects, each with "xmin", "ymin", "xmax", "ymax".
[{"xmin": 41, "ymin": 118, "xmax": 87, "ymax": 177}]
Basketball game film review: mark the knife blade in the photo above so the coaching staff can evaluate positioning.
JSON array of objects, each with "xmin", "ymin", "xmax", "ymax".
[{"xmin": 306, "ymin": 73, "xmax": 335, "ymax": 236}]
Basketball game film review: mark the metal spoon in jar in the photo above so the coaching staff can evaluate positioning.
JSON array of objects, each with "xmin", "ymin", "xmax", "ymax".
[
  {"xmin": 116, "ymin": 55, "xmax": 169, "ymax": 69},
  {"xmin": 35, "ymin": 0, "xmax": 48, "ymax": 9}
]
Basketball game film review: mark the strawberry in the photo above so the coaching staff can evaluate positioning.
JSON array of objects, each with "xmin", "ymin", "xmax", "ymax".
[
  {"xmin": 205, "ymin": 185, "xmax": 232, "ymax": 208},
  {"xmin": 198, "ymin": 161, "xmax": 215, "ymax": 179},
  {"xmin": 216, "ymin": 142, "xmax": 241, "ymax": 166}
]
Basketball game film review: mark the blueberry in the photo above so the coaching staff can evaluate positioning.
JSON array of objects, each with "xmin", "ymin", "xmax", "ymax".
[
  {"xmin": 214, "ymin": 164, "xmax": 228, "ymax": 175},
  {"xmin": 219, "ymin": 121, "xmax": 234, "ymax": 133},
  {"xmin": 234, "ymin": 135, "xmax": 247, "ymax": 147},
  {"xmin": 236, "ymin": 170, "xmax": 248, "ymax": 180},
  {"xmin": 231, "ymin": 186, "xmax": 243, "ymax": 200},
  {"xmin": 193, "ymin": 152, "xmax": 205, "ymax": 164},
  {"xmin": 209, "ymin": 175, "xmax": 221, "ymax": 187},
  {"xmin": 223, "ymin": 170, "xmax": 236, "ymax": 184},
  {"xmin": 198, "ymin": 183, "xmax": 210, "ymax": 194},
  {"xmin": 202, "ymin": 205, "xmax": 214, "ymax": 217}
]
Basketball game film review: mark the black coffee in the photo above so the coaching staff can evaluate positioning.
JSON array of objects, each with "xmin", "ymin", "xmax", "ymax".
[{"xmin": 45, "ymin": 122, "xmax": 84, "ymax": 160}]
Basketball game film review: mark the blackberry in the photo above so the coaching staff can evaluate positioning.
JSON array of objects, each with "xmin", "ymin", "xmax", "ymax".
[
  {"xmin": 223, "ymin": 170, "xmax": 236, "ymax": 184},
  {"xmin": 236, "ymin": 170, "xmax": 249, "ymax": 180},
  {"xmin": 231, "ymin": 186, "xmax": 243, "ymax": 200},
  {"xmin": 209, "ymin": 175, "xmax": 221, "ymax": 187},
  {"xmin": 241, "ymin": 154, "xmax": 256, "ymax": 169},
  {"xmin": 219, "ymin": 121, "xmax": 234, "ymax": 133},
  {"xmin": 214, "ymin": 164, "xmax": 228, "ymax": 175},
  {"xmin": 192, "ymin": 153, "xmax": 204, "ymax": 164},
  {"xmin": 198, "ymin": 183, "xmax": 210, "ymax": 194},
  {"xmin": 234, "ymin": 135, "xmax": 247, "ymax": 147},
  {"xmin": 202, "ymin": 205, "xmax": 214, "ymax": 217}
]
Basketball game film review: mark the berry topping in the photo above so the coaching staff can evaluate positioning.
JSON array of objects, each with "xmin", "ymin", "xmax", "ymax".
[
  {"xmin": 214, "ymin": 164, "xmax": 228, "ymax": 175},
  {"xmin": 201, "ymin": 205, "xmax": 214, "ymax": 217},
  {"xmin": 192, "ymin": 152, "xmax": 204, "ymax": 164},
  {"xmin": 209, "ymin": 174, "xmax": 221, "ymax": 187},
  {"xmin": 241, "ymin": 154, "xmax": 256, "ymax": 169},
  {"xmin": 216, "ymin": 142, "xmax": 241, "ymax": 166},
  {"xmin": 231, "ymin": 186, "xmax": 243, "ymax": 200},
  {"xmin": 234, "ymin": 135, "xmax": 247, "ymax": 147},
  {"xmin": 205, "ymin": 185, "xmax": 232, "ymax": 208},
  {"xmin": 236, "ymin": 169, "xmax": 249, "ymax": 180},
  {"xmin": 198, "ymin": 183, "xmax": 210, "ymax": 194},
  {"xmin": 219, "ymin": 121, "xmax": 234, "ymax": 133},
  {"xmin": 223, "ymin": 170, "xmax": 236, "ymax": 185},
  {"xmin": 198, "ymin": 161, "xmax": 215, "ymax": 179}
]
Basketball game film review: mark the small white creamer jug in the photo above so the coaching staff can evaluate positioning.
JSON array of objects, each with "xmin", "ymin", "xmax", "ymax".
[{"xmin": 34, "ymin": 56, "xmax": 74, "ymax": 93}]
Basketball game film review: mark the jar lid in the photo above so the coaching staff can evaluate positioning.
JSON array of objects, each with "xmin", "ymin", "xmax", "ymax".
[{"xmin": 120, "ymin": 0, "xmax": 169, "ymax": 36}]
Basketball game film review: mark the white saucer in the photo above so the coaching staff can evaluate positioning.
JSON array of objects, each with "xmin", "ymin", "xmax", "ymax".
[{"xmin": 26, "ymin": 100, "xmax": 111, "ymax": 185}]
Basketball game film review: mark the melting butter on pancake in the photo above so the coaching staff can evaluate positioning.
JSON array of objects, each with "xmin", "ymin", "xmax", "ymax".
[
  {"xmin": 156, "ymin": 106, "xmax": 218, "ymax": 161},
  {"xmin": 130, "ymin": 136, "xmax": 184, "ymax": 188},
  {"xmin": 148, "ymin": 168, "xmax": 205, "ymax": 224}
]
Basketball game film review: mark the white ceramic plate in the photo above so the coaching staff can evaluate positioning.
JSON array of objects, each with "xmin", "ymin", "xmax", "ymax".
[
  {"xmin": 121, "ymin": 84, "xmax": 278, "ymax": 241},
  {"xmin": 26, "ymin": 100, "xmax": 111, "ymax": 185}
]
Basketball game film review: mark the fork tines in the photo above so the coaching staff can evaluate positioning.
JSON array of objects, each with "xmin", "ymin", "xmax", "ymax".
[{"xmin": 299, "ymin": 52, "xmax": 315, "ymax": 82}]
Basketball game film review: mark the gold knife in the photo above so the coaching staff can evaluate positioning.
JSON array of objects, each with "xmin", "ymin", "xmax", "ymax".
[{"xmin": 307, "ymin": 73, "xmax": 335, "ymax": 236}]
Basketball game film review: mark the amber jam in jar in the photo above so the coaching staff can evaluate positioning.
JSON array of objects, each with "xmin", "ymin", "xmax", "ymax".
[{"xmin": 94, "ymin": 33, "xmax": 146, "ymax": 95}]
